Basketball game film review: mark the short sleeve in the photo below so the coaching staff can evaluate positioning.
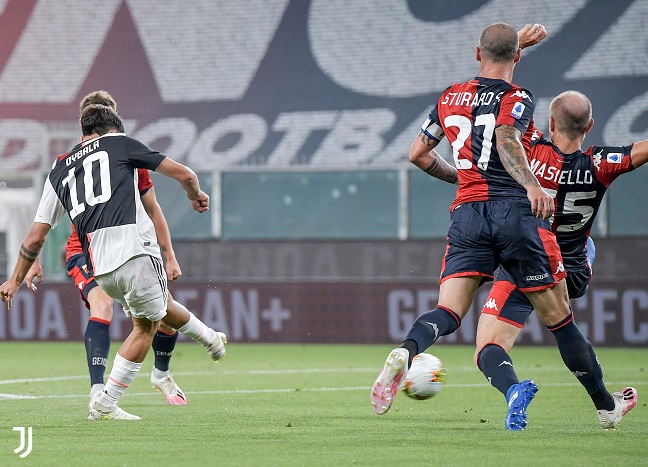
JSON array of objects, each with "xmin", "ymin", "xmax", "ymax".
[
  {"xmin": 497, "ymin": 88, "xmax": 536, "ymax": 135},
  {"xmin": 420, "ymin": 104, "xmax": 445, "ymax": 141},
  {"xmin": 124, "ymin": 135, "xmax": 166, "ymax": 171},
  {"xmin": 33, "ymin": 177, "xmax": 67, "ymax": 228},
  {"xmin": 137, "ymin": 168, "xmax": 153, "ymax": 195},
  {"xmin": 586, "ymin": 145, "xmax": 634, "ymax": 187}
]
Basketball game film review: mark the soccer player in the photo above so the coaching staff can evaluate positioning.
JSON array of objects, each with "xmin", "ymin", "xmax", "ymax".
[
  {"xmin": 26, "ymin": 174, "xmax": 196, "ymax": 407},
  {"xmin": 25, "ymin": 91, "xmax": 205, "ymax": 408},
  {"xmin": 370, "ymin": 23, "xmax": 633, "ymax": 431},
  {"xmin": 475, "ymin": 90, "xmax": 642, "ymax": 429},
  {"xmin": 0, "ymin": 104, "xmax": 224, "ymax": 420}
]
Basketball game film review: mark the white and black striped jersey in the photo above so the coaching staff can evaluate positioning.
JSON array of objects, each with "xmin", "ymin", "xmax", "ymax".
[{"xmin": 34, "ymin": 133, "xmax": 166, "ymax": 276}]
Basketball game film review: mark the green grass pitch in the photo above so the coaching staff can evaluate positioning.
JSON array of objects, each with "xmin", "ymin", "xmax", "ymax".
[{"xmin": 0, "ymin": 343, "xmax": 646, "ymax": 466}]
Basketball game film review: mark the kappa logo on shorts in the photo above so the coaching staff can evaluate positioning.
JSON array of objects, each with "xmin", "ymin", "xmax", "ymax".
[
  {"xmin": 554, "ymin": 261, "xmax": 565, "ymax": 274},
  {"xmin": 484, "ymin": 298, "xmax": 499, "ymax": 311}
]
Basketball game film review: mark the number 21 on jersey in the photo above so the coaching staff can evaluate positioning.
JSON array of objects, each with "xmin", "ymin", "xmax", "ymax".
[{"xmin": 444, "ymin": 113, "xmax": 496, "ymax": 171}]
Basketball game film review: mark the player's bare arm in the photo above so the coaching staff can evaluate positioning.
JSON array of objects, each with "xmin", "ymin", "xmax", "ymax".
[
  {"xmin": 518, "ymin": 23, "xmax": 547, "ymax": 50},
  {"xmin": 630, "ymin": 139, "xmax": 648, "ymax": 168},
  {"xmin": 25, "ymin": 256, "xmax": 42, "ymax": 291},
  {"xmin": 141, "ymin": 187, "xmax": 182, "ymax": 281},
  {"xmin": 156, "ymin": 158, "xmax": 209, "ymax": 213},
  {"xmin": 409, "ymin": 132, "xmax": 458, "ymax": 184},
  {"xmin": 0, "ymin": 222, "xmax": 51, "ymax": 308},
  {"xmin": 496, "ymin": 124, "xmax": 554, "ymax": 219}
]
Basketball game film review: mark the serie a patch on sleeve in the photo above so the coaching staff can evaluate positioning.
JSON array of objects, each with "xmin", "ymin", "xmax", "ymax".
[
  {"xmin": 511, "ymin": 102, "xmax": 525, "ymax": 119},
  {"xmin": 606, "ymin": 153, "xmax": 622, "ymax": 163}
]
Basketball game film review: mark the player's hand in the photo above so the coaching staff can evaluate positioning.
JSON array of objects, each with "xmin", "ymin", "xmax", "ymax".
[
  {"xmin": 518, "ymin": 23, "xmax": 547, "ymax": 49},
  {"xmin": 25, "ymin": 260, "xmax": 42, "ymax": 292},
  {"xmin": 0, "ymin": 280, "xmax": 20, "ymax": 310},
  {"xmin": 190, "ymin": 191, "xmax": 210, "ymax": 213},
  {"xmin": 166, "ymin": 257, "xmax": 182, "ymax": 282},
  {"xmin": 527, "ymin": 186, "xmax": 555, "ymax": 220}
]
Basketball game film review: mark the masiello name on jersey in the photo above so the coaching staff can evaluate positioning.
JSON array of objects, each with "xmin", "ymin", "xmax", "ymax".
[
  {"xmin": 66, "ymin": 140, "xmax": 100, "ymax": 166},
  {"xmin": 530, "ymin": 158, "xmax": 594, "ymax": 185}
]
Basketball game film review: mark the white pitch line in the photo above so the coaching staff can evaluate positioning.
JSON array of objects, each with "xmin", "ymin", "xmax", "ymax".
[
  {"xmin": 0, "ymin": 365, "xmax": 644, "ymax": 386},
  {"xmin": 0, "ymin": 381, "xmax": 646, "ymax": 401}
]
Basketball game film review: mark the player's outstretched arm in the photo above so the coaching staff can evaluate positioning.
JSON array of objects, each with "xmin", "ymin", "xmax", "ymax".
[
  {"xmin": 409, "ymin": 132, "xmax": 458, "ymax": 184},
  {"xmin": 141, "ymin": 187, "xmax": 182, "ymax": 281},
  {"xmin": 518, "ymin": 24, "xmax": 547, "ymax": 50},
  {"xmin": 155, "ymin": 158, "xmax": 209, "ymax": 213},
  {"xmin": 496, "ymin": 124, "xmax": 554, "ymax": 220},
  {"xmin": 0, "ymin": 222, "xmax": 50, "ymax": 309},
  {"xmin": 630, "ymin": 139, "xmax": 648, "ymax": 169}
]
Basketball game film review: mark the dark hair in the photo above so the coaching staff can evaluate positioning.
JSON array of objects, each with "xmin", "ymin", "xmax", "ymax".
[
  {"xmin": 479, "ymin": 23, "xmax": 519, "ymax": 63},
  {"xmin": 80, "ymin": 104, "xmax": 124, "ymax": 136},
  {"xmin": 79, "ymin": 90, "xmax": 117, "ymax": 115}
]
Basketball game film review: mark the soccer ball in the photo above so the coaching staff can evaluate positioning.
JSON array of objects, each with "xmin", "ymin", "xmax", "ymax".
[{"xmin": 402, "ymin": 353, "xmax": 445, "ymax": 400}]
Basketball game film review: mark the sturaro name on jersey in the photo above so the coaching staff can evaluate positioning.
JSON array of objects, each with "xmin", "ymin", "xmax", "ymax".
[{"xmin": 440, "ymin": 91, "xmax": 498, "ymax": 107}]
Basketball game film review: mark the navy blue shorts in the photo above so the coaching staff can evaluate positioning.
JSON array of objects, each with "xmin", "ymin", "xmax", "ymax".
[
  {"xmin": 66, "ymin": 253, "xmax": 98, "ymax": 310},
  {"xmin": 482, "ymin": 265, "xmax": 592, "ymax": 328},
  {"xmin": 441, "ymin": 200, "xmax": 566, "ymax": 291}
]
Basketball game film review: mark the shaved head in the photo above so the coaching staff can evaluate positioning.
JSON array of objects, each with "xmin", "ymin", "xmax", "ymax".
[
  {"xmin": 479, "ymin": 23, "xmax": 519, "ymax": 63},
  {"xmin": 550, "ymin": 91, "xmax": 592, "ymax": 140}
]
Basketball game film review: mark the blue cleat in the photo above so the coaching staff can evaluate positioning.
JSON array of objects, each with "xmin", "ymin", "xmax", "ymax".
[{"xmin": 505, "ymin": 379, "xmax": 538, "ymax": 431}]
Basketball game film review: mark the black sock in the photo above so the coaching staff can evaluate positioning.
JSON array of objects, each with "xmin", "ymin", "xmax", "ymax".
[
  {"xmin": 549, "ymin": 313, "xmax": 614, "ymax": 410},
  {"xmin": 152, "ymin": 330, "xmax": 178, "ymax": 372},
  {"xmin": 477, "ymin": 344, "xmax": 519, "ymax": 397},
  {"xmin": 404, "ymin": 306, "xmax": 461, "ymax": 362},
  {"xmin": 85, "ymin": 319, "xmax": 110, "ymax": 386},
  {"xmin": 400, "ymin": 340, "xmax": 418, "ymax": 368}
]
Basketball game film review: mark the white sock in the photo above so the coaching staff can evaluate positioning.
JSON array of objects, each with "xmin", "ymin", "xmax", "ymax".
[
  {"xmin": 152, "ymin": 367, "xmax": 169, "ymax": 380},
  {"xmin": 177, "ymin": 311, "xmax": 215, "ymax": 346},
  {"xmin": 99, "ymin": 353, "xmax": 142, "ymax": 409},
  {"xmin": 90, "ymin": 383, "xmax": 105, "ymax": 399}
]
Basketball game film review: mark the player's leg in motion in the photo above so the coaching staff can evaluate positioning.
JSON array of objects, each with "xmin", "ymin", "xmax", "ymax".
[
  {"xmin": 527, "ymin": 281, "xmax": 637, "ymax": 430},
  {"xmin": 89, "ymin": 256, "xmax": 169, "ymax": 420},
  {"xmin": 370, "ymin": 276, "xmax": 478, "ymax": 415},
  {"xmin": 475, "ymin": 282, "xmax": 537, "ymax": 430},
  {"xmin": 162, "ymin": 291, "xmax": 227, "ymax": 362},
  {"xmin": 84, "ymin": 286, "xmax": 114, "ymax": 403},
  {"xmin": 67, "ymin": 254, "xmax": 115, "ymax": 406},
  {"xmin": 89, "ymin": 316, "xmax": 159, "ymax": 420},
  {"xmin": 150, "ymin": 323, "xmax": 187, "ymax": 405}
]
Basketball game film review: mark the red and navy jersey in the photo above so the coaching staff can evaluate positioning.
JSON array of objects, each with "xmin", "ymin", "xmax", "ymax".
[
  {"xmin": 64, "ymin": 168, "xmax": 155, "ymax": 262},
  {"xmin": 529, "ymin": 131, "xmax": 634, "ymax": 270},
  {"xmin": 34, "ymin": 133, "xmax": 166, "ymax": 275},
  {"xmin": 422, "ymin": 77, "xmax": 536, "ymax": 211}
]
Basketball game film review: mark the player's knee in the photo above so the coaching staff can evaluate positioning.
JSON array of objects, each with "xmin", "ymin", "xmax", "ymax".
[
  {"xmin": 89, "ymin": 292, "xmax": 114, "ymax": 321},
  {"xmin": 159, "ymin": 322, "xmax": 177, "ymax": 334}
]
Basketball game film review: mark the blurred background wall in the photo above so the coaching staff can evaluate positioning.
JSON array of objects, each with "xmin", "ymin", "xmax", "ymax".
[{"xmin": 0, "ymin": 0, "xmax": 646, "ymax": 344}]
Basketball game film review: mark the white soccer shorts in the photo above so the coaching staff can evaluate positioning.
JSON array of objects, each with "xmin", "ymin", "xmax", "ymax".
[{"xmin": 95, "ymin": 254, "xmax": 168, "ymax": 322}]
